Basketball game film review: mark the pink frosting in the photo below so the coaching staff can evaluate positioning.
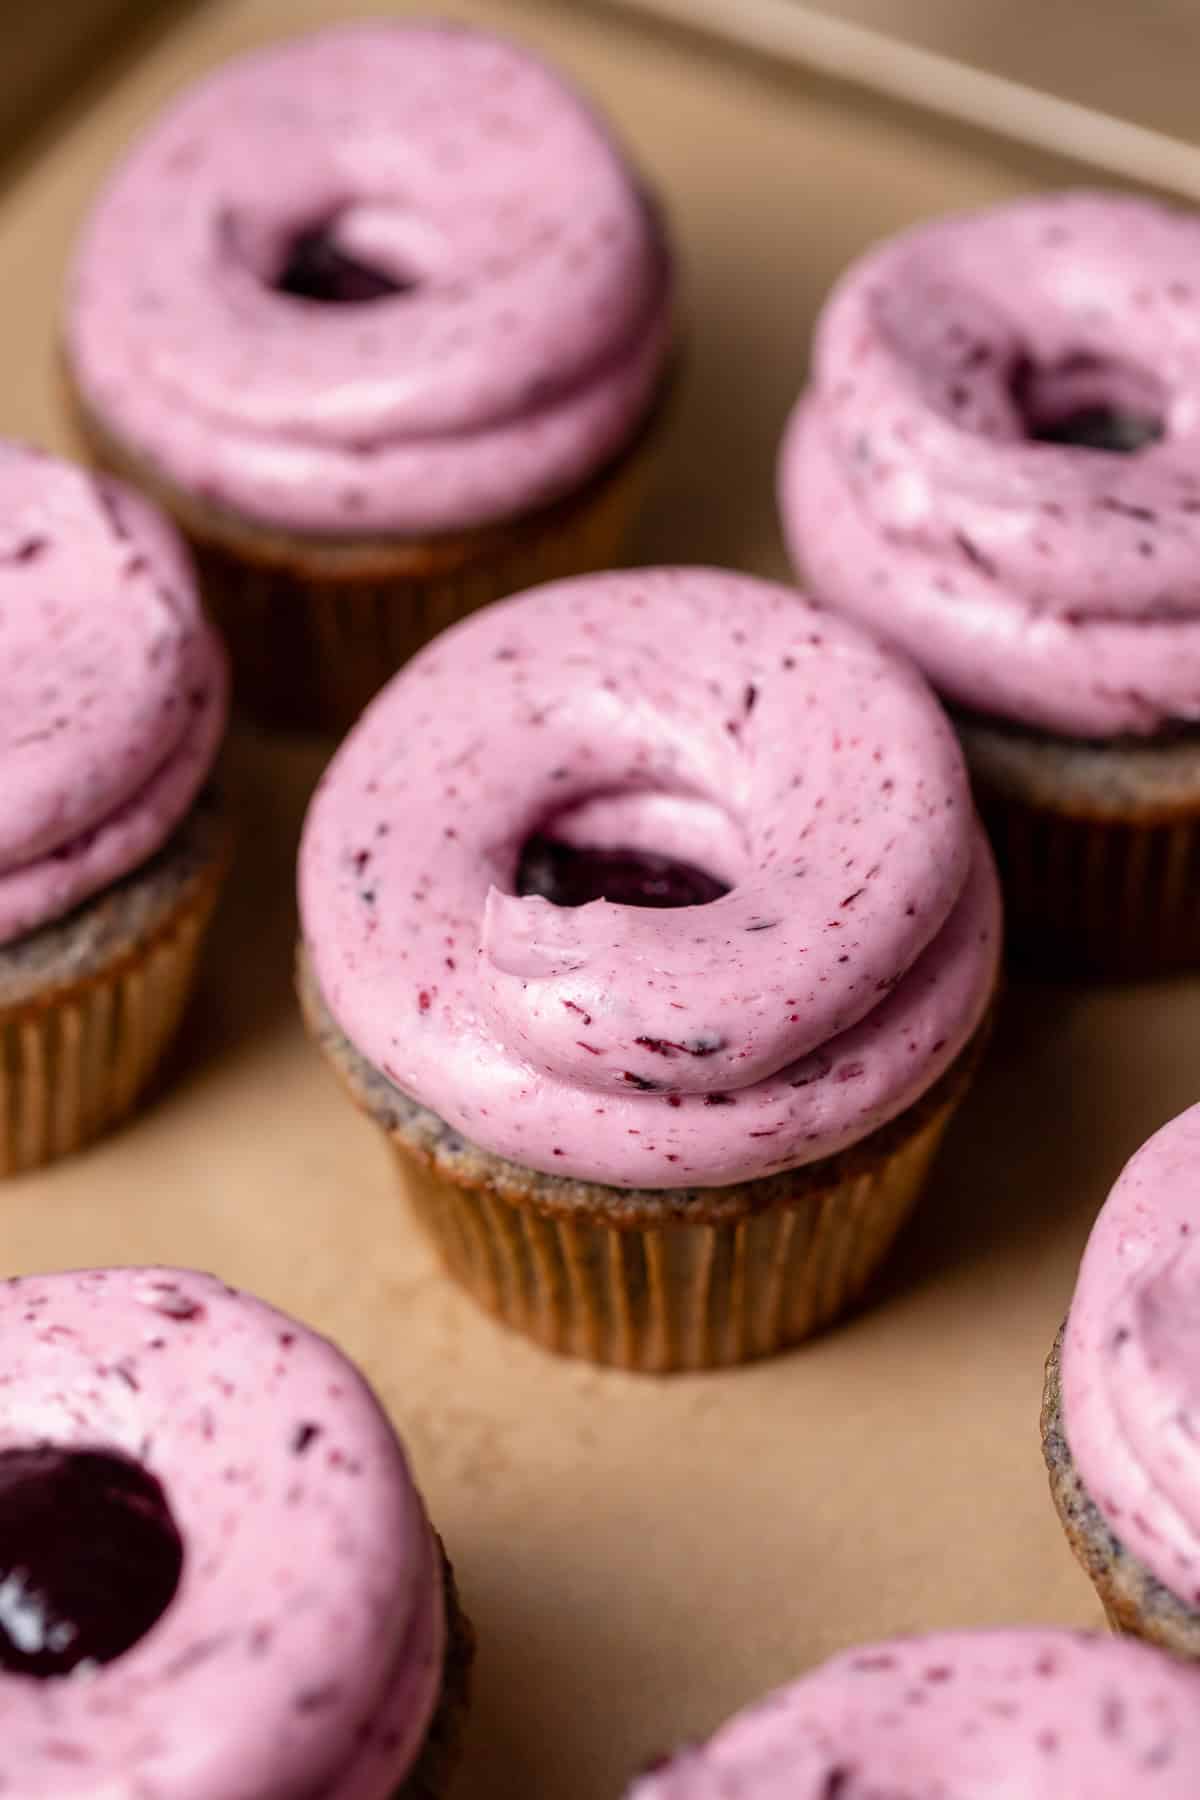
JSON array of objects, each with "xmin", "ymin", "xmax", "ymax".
[
  {"xmin": 0, "ymin": 1268, "xmax": 445, "ymax": 1800},
  {"xmin": 1062, "ymin": 1101, "xmax": 1200, "ymax": 1608},
  {"xmin": 299, "ymin": 568, "xmax": 1000, "ymax": 1188},
  {"xmin": 626, "ymin": 1629, "xmax": 1200, "ymax": 1797},
  {"xmin": 0, "ymin": 446, "xmax": 227, "ymax": 947},
  {"xmin": 65, "ymin": 22, "xmax": 673, "ymax": 537},
  {"xmin": 779, "ymin": 192, "xmax": 1200, "ymax": 739}
]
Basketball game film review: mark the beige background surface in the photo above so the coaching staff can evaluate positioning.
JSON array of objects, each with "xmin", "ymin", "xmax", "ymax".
[{"xmin": 1, "ymin": 3, "xmax": 1194, "ymax": 1795}]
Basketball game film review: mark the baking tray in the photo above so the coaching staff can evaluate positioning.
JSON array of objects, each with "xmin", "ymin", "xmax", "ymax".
[{"xmin": 1, "ymin": 2, "xmax": 1192, "ymax": 1795}]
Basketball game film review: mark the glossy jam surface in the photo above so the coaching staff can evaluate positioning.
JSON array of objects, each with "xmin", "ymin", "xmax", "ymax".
[
  {"xmin": 515, "ymin": 835, "xmax": 729, "ymax": 910},
  {"xmin": 0, "ymin": 1446, "xmax": 182, "ymax": 1676}
]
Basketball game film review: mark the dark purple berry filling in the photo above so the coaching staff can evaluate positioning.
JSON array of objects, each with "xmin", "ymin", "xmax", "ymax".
[
  {"xmin": 516, "ymin": 836, "xmax": 729, "ymax": 909},
  {"xmin": 274, "ymin": 226, "xmax": 412, "ymax": 305},
  {"xmin": 0, "ymin": 1446, "xmax": 183, "ymax": 1677},
  {"xmin": 1010, "ymin": 352, "xmax": 1164, "ymax": 454}
]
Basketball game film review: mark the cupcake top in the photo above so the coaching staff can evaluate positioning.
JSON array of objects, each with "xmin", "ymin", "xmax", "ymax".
[
  {"xmin": 0, "ymin": 1267, "xmax": 444, "ymax": 1800},
  {"xmin": 0, "ymin": 446, "xmax": 226, "ymax": 947},
  {"xmin": 300, "ymin": 568, "xmax": 999, "ymax": 1188},
  {"xmin": 779, "ymin": 191, "xmax": 1200, "ymax": 738},
  {"xmin": 65, "ymin": 22, "xmax": 673, "ymax": 537},
  {"xmin": 1062, "ymin": 1101, "xmax": 1200, "ymax": 1608},
  {"xmin": 627, "ymin": 1629, "xmax": 1200, "ymax": 1797}
]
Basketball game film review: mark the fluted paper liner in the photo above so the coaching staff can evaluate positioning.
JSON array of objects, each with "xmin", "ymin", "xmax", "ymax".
[
  {"xmin": 0, "ymin": 857, "xmax": 225, "ymax": 1176},
  {"xmin": 69, "ymin": 374, "xmax": 667, "ymax": 734},
  {"xmin": 300, "ymin": 945, "xmax": 983, "ymax": 1371},
  {"xmin": 1041, "ymin": 1327, "xmax": 1200, "ymax": 1660},
  {"xmin": 395, "ymin": 1087, "xmax": 960, "ymax": 1372},
  {"xmin": 976, "ymin": 787, "xmax": 1200, "ymax": 978}
]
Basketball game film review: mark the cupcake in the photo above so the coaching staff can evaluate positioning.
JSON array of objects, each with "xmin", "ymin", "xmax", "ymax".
[
  {"xmin": 0, "ymin": 1267, "xmax": 471, "ymax": 1798},
  {"xmin": 299, "ymin": 568, "xmax": 1000, "ymax": 1372},
  {"xmin": 624, "ymin": 1629, "xmax": 1200, "ymax": 1796},
  {"xmin": 779, "ymin": 192, "xmax": 1200, "ymax": 977},
  {"xmin": 1043, "ymin": 1101, "xmax": 1200, "ymax": 1657},
  {"xmin": 63, "ymin": 22, "xmax": 675, "ymax": 732},
  {"xmin": 0, "ymin": 445, "xmax": 230, "ymax": 1175}
]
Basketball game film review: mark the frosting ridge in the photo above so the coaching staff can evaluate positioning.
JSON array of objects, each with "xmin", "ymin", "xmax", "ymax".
[
  {"xmin": 0, "ymin": 447, "xmax": 226, "ymax": 947},
  {"xmin": 1063, "ymin": 1101, "xmax": 1200, "ymax": 1606},
  {"xmin": 299, "ymin": 568, "xmax": 999, "ymax": 1188},
  {"xmin": 66, "ymin": 22, "xmax": 673, "ymax": 536},
  {"xmin": 779, "ymin": 192, "xmax": 1200, "ymax": 738}
]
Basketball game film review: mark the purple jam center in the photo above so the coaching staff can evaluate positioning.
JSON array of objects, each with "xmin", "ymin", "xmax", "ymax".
[
  {"xmin": 1010, "ymin": 352, "xmax": 1164, "ymax": 453},
  {"xmin": 273, "ymin": 226, "xmax": 411, "ymax": 305},
  {"xmin": 0, "ymin": 1446, "xmax": 183, "ymax": 1677},
  {"xmin": 516, "ymin": 836, "xmax": 729, "ymax": 909}
]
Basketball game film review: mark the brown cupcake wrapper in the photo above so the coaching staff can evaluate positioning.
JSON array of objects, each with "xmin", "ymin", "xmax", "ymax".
[
  {"xmin": 69, "ymin": 371, "xmax": 668, "ymax": 735},
  {"xmin": 390, "ymin": 1071, "xmax": 970, "ymax": 1374},
  {"xmin": 1041, "ymin": 1326, "xmax": 1200, "ymax": 1659},
  {"xmin": 0, "ymin": 853, "xmax": 226, "ymax": 1177},
  {"xmin": 400, "ymin": 1543, "xmax": 475, "ymax": 1800},
  {"xmin": 973, "ymin": 782, "xmax": 1200, "ymax": 979}
]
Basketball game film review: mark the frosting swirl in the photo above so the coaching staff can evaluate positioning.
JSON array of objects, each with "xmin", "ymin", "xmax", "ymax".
[
  {"xmin": 0, "ymin": 446, "xmax": 226, "ymax": 947},
  {"xmin": 299, "ymin": 568, "xmax": 999, "ymax": 1188},
  {"xmin": 0, "ymin": 1268, "xmax": 444, "ymax": 1800},
  {"xmin": 779, "ymin": 192, "xmax": 1200, "ymax": 738},
  {"xmin": 627, "ymin": 1630, "xmax": 1200, "ymax": 1798},
  {"xmin": 66, "ymin": 22, "xmax": 673, "ymax": 537},
  {"xmin": 1063, "ymin": 1100, "xmax": 1200, "ymax": 1606}
]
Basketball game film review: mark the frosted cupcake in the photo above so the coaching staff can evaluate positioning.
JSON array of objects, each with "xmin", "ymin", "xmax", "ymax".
[
  {"xmin": 625, "ymin": 1629, "xmax": 1200, "ymax": 1796},
  {"xmin": 1044, "ymin": 1101, "xmax": 1200, "ymax": 1657},
  {"xmin": 0, "ymin": 444, "xmax": 229, "ymax": 1174},
  {"xmin": 780, "ymin": 192, "xmax": 1200, "ymax": 976},
  {"xmin": 64, "ymin": 22, "xmax": 675, "ymax": 731},
  {"xmin": 299, "ymin": 568, "xmax": 1000, "ymax": 1371},
  {"xmin": 0, "ymin": 1267, "xmax": 471, "ymax": 1799}
]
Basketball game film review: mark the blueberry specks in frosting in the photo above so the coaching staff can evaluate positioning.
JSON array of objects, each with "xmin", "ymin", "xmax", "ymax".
[
  {"xmin": 780, "ymin": 193, "xmax": 1200, "ymax": 738},
  {"xmin": 0, "ymin": 1268, "xmax": 444, "ymax": 1800},
  {"xmin": 1063, "ymin": 1102, "xmax": 1200, "ymax": 1610},
  {"xmin": 0, "ymin": 445, "xmax": 227, "ymax": 947},
  {"xmin": 625, "ymin": 1630, "xmax": 1200, "ymax": 1798},
  {"xmin": 65, "ymin": 22, "xmax": 673, "ymax": 537},
  {"xmin": 300, "ymin": 568, "xmax": 1000, "ymax": 1187}
]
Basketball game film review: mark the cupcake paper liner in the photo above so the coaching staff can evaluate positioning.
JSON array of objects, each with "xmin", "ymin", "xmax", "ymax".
[
  {"xmin": 401, "ymin": 1546, "xmax": 475, "ymax": 1800},
  {"xmin": 1041, "ymin": 1327, "xmax": 1200, "ymax": 1659},
  {"xmin": 395, "ymin": 1099, "xmax": 956, "ymax": 1372},
  {"xmin": 974, "ymin": 784, "xmax": 1200, "ymax": 979},
  {"xmin": 69, "ymin": 376, "xmax": 667, "ymax": 735},
  {"xmin": 300, "ymin": 948, "xmax": 984, "ymax": 1372},
  {"xmin": 0, "ymin": 844, "xmax": 227, "ymax": 1177}
]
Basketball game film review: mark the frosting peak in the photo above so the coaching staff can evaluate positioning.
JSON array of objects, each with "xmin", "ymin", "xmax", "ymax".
[{"xmin": 299, "ymin": 568, "xmax": 999, "ymax": 1187}]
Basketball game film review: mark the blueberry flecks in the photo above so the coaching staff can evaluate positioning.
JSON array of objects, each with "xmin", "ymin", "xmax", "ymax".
[
  {"xmin": 515, "ymin": 836, "xmax": 729, "ymax": 910},
  {"xmin": 622, "ymin": 1071, "xmax": 662, "ymax": 1091},
  {"xmin": 142, "ymin": 1284, "xmax": 204, "ymax": 1322},
  {"xmin": 291, "ymin": 1423, "xmax": 322, "ymax": 1456},
  {"xmin": 0, "ymin": 1447, "xmax": 183, "ymax": 1678}
]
